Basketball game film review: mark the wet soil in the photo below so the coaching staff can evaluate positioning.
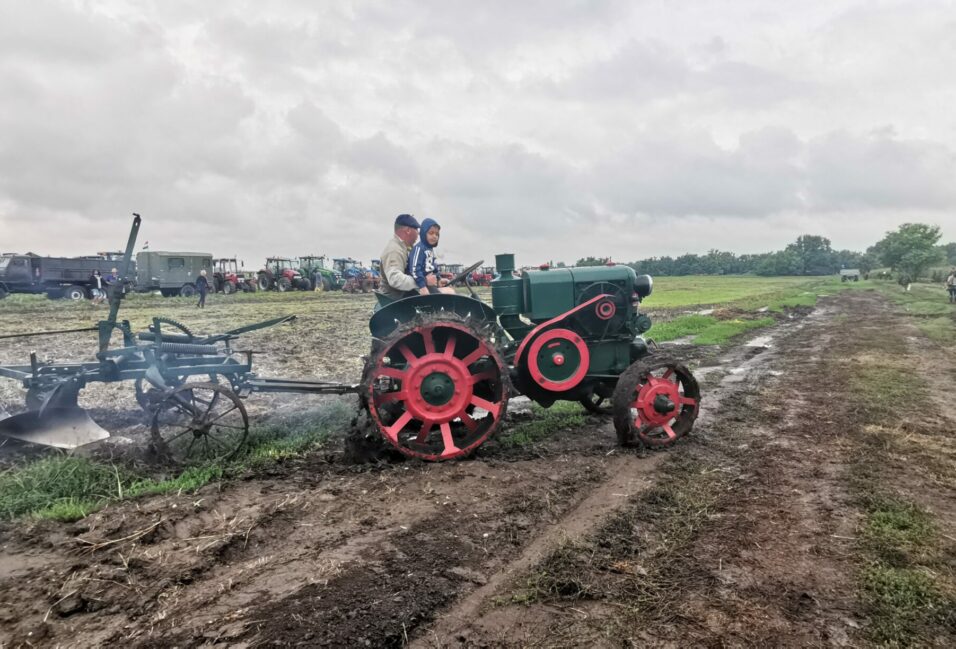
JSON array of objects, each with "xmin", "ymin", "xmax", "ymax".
[{"xmin": 0, "ymin": 290, "xmax": 953, "ymax": 647}]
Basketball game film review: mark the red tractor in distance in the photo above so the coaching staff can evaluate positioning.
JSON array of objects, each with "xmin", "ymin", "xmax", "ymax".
[
  {"xmin": 258, "ymin": 257, "xmax": 311, "ymax": 292},
  {"xmin": 437, "ymin": 263, "xmax": 463, "ymax": 283},
  {"xmin": 471, "ymin": 266, "xmax": 494, "ymax": 286},
  {"xmin": 213, "ymin": 258, "xmax": 257, "ymax": 294}
]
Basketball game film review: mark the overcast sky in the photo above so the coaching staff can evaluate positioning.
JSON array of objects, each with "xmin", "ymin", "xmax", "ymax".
[{"xmin": 1, "ymin": 0, "xmax": 955, "ymax": 268}]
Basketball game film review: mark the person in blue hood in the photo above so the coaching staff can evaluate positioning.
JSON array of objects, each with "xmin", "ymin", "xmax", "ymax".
[{"xmin": 408, "ymin": 218, "xmax": 454, "ymax": 294}]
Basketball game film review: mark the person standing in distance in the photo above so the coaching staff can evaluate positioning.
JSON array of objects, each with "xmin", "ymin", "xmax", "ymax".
[{"xmin": 196, "ymin": 269, "xmax": 209, "ymax": 308}]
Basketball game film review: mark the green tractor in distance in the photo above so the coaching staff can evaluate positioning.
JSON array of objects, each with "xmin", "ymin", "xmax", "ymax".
[
  {"xmin": 298, "ymin": 255, "xmax": 343, "ymax": 292},
  {"xmin": 258, "ymin": 257, "xmax": 311, "ymax": 292}
]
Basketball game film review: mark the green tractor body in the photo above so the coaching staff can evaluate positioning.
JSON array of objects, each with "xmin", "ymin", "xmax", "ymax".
[
  {"xmin": 298, "ymin": 255, "xmax": 343, "ymax": 291},
  {"xmin": 364, "ymin": 252, "xmax": 697, "ymax": 462}
]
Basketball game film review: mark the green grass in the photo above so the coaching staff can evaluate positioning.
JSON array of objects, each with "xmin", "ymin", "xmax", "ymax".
[
  {"xmin": 647, "ymin": 314, "xmax": 775, "ymax": 345},
  {"xmin": 838, "ymin": 329, "xmax": 955, "ymax": 646},
  {"xmin": 0, "ymin": 400, "xmax": 354, "ymax": 522},
  {"xmin": 870, "ymin": 281, "xmax": 956, "ymax": 345},
  {"xmin": 848, "ymin": 364, "xmax": 928, "ymax": 425},
  {"xmin": 644, "ymin": 275, "xmax": 824, "ymax": 308},
  {"xmin": 499, "ymin": 402, "xmax": 586, "ymax": 448},
  {"xmin": 861, "ymin": 497, "xmax": 934, "ymax": 562},
  {"xmin": 861, "ymin": 564, "xmax": 945, "ymax": 645}
]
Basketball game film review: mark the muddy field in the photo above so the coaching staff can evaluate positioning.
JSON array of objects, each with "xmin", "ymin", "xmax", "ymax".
[{"xmin": 0, "ymin": 287, "xmax": 954, "ymax": 647}]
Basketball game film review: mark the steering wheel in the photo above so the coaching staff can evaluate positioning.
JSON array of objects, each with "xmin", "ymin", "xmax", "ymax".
[
  {"xmin": 448, "ymin": 260, "xmax": 484, "ymax": 300},
  {"xmin": 449, "ymin": 260, "xmax": 484, "ymax": 286}
]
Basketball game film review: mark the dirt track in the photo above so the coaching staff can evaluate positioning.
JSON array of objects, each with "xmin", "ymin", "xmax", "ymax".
[{"xmin": 1, "ymin": 290, "xmax": 954, "ymax": 647}]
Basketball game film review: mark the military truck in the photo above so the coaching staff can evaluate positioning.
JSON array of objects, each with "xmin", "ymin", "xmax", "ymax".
[
  {"xmin": 0, "ymin": 253, "xmax": 130, "ymax": 300},
  {"xmin": 840, "ymin": 268, "xmax": 861, "ymax": 282},
  {"xmin": 135, "ymin": 251, "xmax": 213, "ymax": 297}
]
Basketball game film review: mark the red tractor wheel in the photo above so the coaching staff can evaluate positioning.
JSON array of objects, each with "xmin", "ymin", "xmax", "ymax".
[
  {"xmin": 612, "ymin": 357, "xmax": 700, "ymax": 449},
  {"xmin": 364, "ymin": 317, "xmax": 509, "ymax": 461}
]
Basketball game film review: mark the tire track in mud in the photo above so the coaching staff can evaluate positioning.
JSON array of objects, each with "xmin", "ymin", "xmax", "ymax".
[{"xmin": 413, "ymin": 312, "xmax": 824, "ymax": 647}]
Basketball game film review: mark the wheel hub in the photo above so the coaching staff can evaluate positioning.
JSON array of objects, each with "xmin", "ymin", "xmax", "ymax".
[
  {"xmin": 634, "ymin": 376, "xmax": 682, "ymax": 426},
  {"xmin": 403, "ymin": 356, "xmax": 471, "ymax": 423},
  {"xmin": 420, "ymin": 371, "xmax": 455, "ymax": 406}
]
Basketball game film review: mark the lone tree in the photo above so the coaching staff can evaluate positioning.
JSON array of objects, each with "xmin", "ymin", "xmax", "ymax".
[{"xmin": 872, "ymin": 223, "xmax": 942, "ymax": 281}]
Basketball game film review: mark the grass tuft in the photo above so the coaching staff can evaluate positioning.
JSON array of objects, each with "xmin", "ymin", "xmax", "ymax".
[
  {"xmin": 648, "ymin": 315, "xmax": 775, "ymax": 345},
  {"xmin": 0, "ymin": 456, "xmax": 130, "ymax": 520},
  {"xmin": 500, "ymin": 402, "xmax": 586, "ymax": 448},
  {"xmin": 0, "ymin": 399, "xmax": 355, "ymax": 521}
]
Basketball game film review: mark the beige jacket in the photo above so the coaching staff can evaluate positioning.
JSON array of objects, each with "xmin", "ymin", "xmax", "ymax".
[{"xmin": 379, "ymin": 234, "xmax": 418, "ymax": 298}]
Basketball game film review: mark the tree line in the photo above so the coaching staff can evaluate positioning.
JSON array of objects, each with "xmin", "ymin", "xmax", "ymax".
[{"xmin": 574, "ymin": 224, "xmax": 956, "ymax": 280}]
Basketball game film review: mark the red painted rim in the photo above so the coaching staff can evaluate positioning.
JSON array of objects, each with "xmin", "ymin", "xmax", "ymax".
[
  {"xmin": 596, "ymin": 300, "xmax": 616, "ymax": 320},
  {"xmin": 630, "ymin": 367, "xmax": 699, "ymax": 447},
  {"xmin": 366, "ymin": 321, "xmax": 507, "ymax": 461},
  {"xmin": 527, "ymin": 328, "xmax": 590, "ymax": 392}
]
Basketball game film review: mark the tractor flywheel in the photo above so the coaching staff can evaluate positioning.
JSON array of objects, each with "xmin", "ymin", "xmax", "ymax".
[
  {"xmin": 612, "ymin": 357, "xmax": 700, "ymax": 448},
  {"xmin": 364, "ymin": 316, "xmax": 509, "ymax": 461}
]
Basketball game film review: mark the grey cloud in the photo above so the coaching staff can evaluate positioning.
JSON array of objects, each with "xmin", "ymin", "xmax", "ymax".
[
  {"xmin": 539, "ymin": 39, "xmax": 808, "ymax": 107},
  {"xmin": 591, "ymin": 127, "xmax": 804, "ymax": 218},
  {"xmin": 343, "ymin": 133, "xmax": 420, "ymax": 183},
  {"xmin": 805, "ymin": 130, "xmax": 956, "ymax": 210}
]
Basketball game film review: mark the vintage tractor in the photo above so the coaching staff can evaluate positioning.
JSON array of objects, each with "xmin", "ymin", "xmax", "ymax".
[
  {"xmin": 333, "ymin": 257, "xmax": 373, "ymax": 293},
  {"xmin": 361, "ymin": 254, "xmax": 701, "ymax": 461},
  {"xmin": 258, "ymin": 257, "xmax": 311, "ymax": 292},
  {"xmin": 298, "ymin": 255, "xmax": 343, "ymax": 292},
  {"xmin": 213, "ymin": 258, "xmax": 257, "ymax": 294}
]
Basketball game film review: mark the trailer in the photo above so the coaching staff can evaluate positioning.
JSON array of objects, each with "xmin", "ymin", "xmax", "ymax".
[{"xmin": 0, "ymin": 254, "xmax": 131, "ymax": 301}]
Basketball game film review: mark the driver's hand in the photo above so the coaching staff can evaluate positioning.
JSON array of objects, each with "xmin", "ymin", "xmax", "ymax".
[
  {"xmin": 418, "ymin": 287, "xmax": 430, "ymax": 296},
  {"xmin": 426, "ymin": 275, "xmax": 437, "ymax": 286},
  {"xmin": 439, "ymin": 278, "xmax": 449, "ymax": 287}
]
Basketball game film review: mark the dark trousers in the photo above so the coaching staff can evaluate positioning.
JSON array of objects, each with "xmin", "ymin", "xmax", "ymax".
[{"xmin": 198, "ymin": 289, "xmax": 207, "ymax": 307}]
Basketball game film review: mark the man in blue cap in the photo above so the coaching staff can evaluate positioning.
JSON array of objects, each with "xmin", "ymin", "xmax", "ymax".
[{"xmin": 378, "ymin": 214, "xmax": 429, "ymax": 300}]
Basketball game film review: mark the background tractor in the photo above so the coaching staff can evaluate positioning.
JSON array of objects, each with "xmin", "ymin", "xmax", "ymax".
[
  {"xmin": 213, "ymin": 258, "xmax": 257, "ymax": 294},
  {"xmin": 258, "ymin": 257, "xmax": 311, "ymax": 292},
  {"xmin": 361, "ymin": 254, "xmax": 700, "ymax": 461},
  {"xmin": 298, "ymin": 255, "xmax": 343, "ymax": 292},
  {"xmin": 333, "ymin": 257, "xmax": 374, "ymax": 293},
  {"xmin": 368, "ymin": 259, "xmax": 382, "ymax": 291},
  {"xmin": 437, "ymin": 263, "xmax": 463, "ymax": 283},
  {"xmin": 470, "ymin": 265, "xmax": 495, "ymax": 286}
]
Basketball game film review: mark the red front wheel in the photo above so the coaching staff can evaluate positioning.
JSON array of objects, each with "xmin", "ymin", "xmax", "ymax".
[
  {"xmin": 612, "ymin": 358, "xmax": 700, "ymax": 448},
  {"xmin": 364, "ymin": 317, "xmax": 509, "ymax": 461}
]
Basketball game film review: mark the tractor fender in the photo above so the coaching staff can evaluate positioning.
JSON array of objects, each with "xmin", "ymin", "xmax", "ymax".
[{"xmin": 369, "ymin": 294, "xmax": 498, "ymax": 340}]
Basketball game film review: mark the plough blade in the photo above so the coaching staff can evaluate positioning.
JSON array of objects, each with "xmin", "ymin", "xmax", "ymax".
[{"xmin": 0, "ymin": 407, "xmax": 110, "ymax": 449}]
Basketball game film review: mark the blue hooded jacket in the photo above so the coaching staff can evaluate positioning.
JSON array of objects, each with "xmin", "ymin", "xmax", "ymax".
[{"xmin": 408, "ymin": 218, "xmax": 440, "ymax": 289}]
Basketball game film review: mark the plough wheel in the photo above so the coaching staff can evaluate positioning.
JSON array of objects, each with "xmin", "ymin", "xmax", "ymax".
[
  {"xmin": 150, "ymin": 382, "xmax": 248, "ymax": 465},
  {"xmin": 364, "ymin": 316, "xmax": 509, "ymax": 461},
  {"xmin": 612, "ymin": 357, "xmax": 700, "ymax": 449}
]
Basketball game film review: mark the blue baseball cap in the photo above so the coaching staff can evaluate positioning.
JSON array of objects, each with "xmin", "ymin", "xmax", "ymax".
[{"xmin": 395, "ymin": 213, "xmax": 420, "ymax": 229}]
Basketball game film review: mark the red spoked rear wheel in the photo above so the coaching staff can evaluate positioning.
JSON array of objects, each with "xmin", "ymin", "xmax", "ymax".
[
  {"xmin": 364, "ymin": 318, "xmax": 509, "ymax": 461},
  {"xmin": 612, "ymin": 358, "xmax": 700, "ymax": 448}
]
